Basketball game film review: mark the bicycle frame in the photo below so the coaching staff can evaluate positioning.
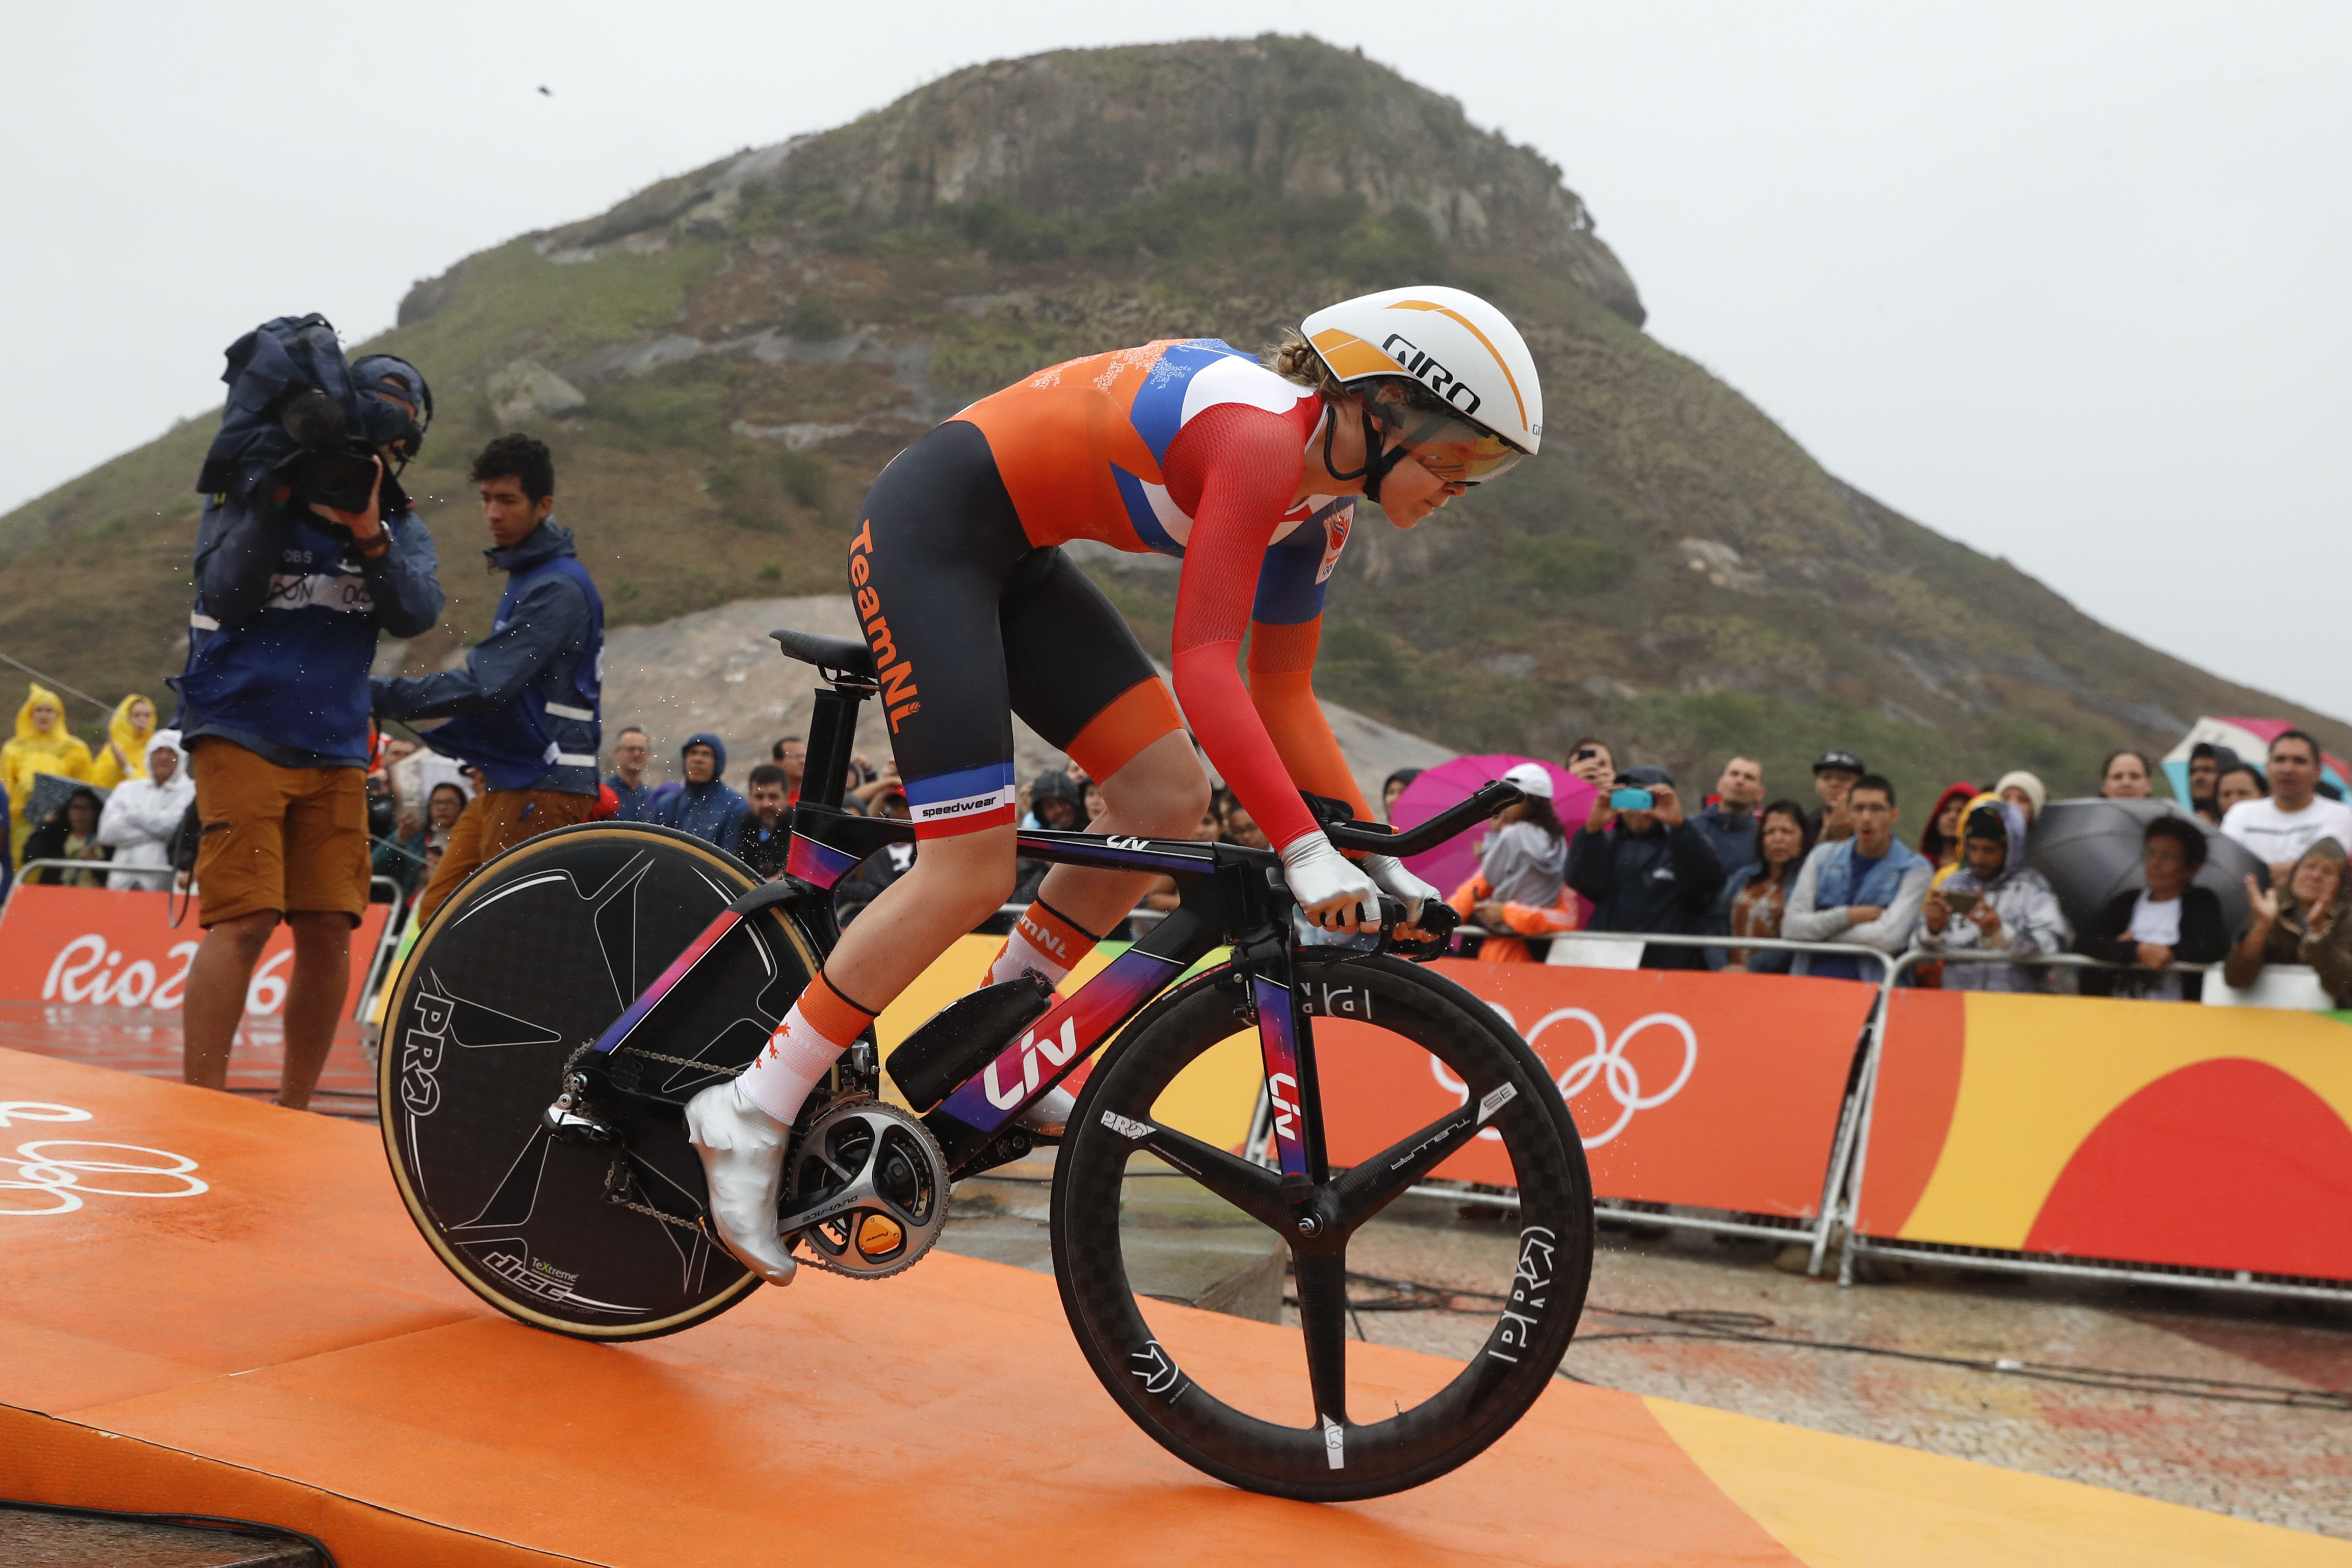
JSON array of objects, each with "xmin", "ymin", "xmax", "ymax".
[
  {"xmin": 577, "ymin": 649, "xmax": 1495, "ymax": 1185},
  {"xmin": 588, "ymin": 796, "xmax": 1307, "ymax": 1176}
]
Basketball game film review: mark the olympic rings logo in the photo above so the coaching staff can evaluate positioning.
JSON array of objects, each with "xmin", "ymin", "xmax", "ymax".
[
  {"xmin": 0, "ymin": 1102, "xmax": 209, "ymax": 1217},
  {"xmin": 1435, "ymin": 1008, "xmax": 1699, "ymax": 1150}
]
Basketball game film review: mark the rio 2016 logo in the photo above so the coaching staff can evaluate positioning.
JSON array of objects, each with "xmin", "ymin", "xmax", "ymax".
[
  {"xmin": 1437, "ymin": 1006, "xmax": 1699, "ymax": 1150},
  {"xmin": 42, "ymin": 934, "xmax": 287, "ymax": 1013}
]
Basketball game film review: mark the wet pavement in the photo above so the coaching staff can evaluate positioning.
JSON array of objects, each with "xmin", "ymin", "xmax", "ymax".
[
  {"xmin": 0, "ymin": 1002, "xmax": 378, "ymax": 1121},
  {"xmin": 941, "ymin": 1165, "xmax": 2352, "ymax": 1539}
]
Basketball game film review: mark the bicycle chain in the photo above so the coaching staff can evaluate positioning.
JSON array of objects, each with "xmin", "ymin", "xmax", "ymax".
[
  {"xmin": 569, "ymin": 1041, "xmax": 731, "ymax": 1237},
  {"xmin": 601, "ymin": 1157, "xmax": 708, "ymax": 1236},
  {"xmin": 619, "ymin": 1046, "xmax": 748, "ymax": 1074}
]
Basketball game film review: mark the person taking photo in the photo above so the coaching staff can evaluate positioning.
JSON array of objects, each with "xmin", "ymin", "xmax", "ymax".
[{"xmin": 173, "ymin": 347, "xmax": 442, "ymax": 1110}]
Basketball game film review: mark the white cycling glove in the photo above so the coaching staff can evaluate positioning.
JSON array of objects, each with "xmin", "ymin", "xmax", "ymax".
[
  {"xmin": 1278, "ymin": 832, "xmax": 1381, "ymax": 932},
  {"xmin": 1360, "ymin": 853, "xmax": 1441, "ymax": 926}
]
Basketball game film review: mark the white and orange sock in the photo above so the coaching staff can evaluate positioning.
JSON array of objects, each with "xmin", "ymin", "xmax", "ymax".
[
  {"xmin": 988, "ymin": 898, "xmax": 1104, "ymax": 991},
  {"xmin": 735, "ymin": 973, "xmax": 877, "ymax": 1125}
]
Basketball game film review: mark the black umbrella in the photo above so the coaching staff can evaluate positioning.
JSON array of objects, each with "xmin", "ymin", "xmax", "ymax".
[
  {"xmin": 2026, "ymin": 797, "xmax": 2265, "ymax": 937},
  {"xmin": 23, "ymin": 771, "xmax": 109, "ymax": 827}
]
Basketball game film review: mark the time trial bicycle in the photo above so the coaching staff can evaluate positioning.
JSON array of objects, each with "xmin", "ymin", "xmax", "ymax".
[{"xmin": 377, "ymin": 627, "xmax": 1592, "ymax": 1501}]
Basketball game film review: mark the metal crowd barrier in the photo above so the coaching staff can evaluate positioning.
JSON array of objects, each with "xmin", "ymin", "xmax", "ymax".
[
  {"xmin": 1371, "ymin": 927, "xmax": 1904, "ymax": 1275},
  {"xmin": 1824, "ymin": 944, "xmax": 2330, "ymax": 1301}
]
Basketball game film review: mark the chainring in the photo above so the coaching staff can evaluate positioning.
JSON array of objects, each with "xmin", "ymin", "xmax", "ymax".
[{"xmin": 782, "ymin": 1097, "xmax": 951, "ymax": 1280}]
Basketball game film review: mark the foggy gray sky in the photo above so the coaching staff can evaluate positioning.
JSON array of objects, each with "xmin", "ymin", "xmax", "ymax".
[{"xmin": 4, "ymin": 3, "xmax": 2346, "ymax": 717}]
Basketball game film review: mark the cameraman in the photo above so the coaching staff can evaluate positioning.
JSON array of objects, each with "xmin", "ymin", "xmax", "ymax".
[
  {"xmin": 374, "ymin": 434, "xmax": 603, "ymax": 923},
  {"xmin": 173, "ymin": 353, "xmax": 444, "ymax": 1110}
]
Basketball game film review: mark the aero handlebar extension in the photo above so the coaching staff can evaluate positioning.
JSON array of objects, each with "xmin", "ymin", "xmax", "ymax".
[{"xmin": 1324, "ymin": 781, "xmax": 1525, "ymax": 858}]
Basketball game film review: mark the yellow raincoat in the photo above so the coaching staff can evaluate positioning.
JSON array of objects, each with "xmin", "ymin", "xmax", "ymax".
[
  {"xmin": 3, "ymin": 684, "xmax": 95, "ymax": 864},
  {"xmin": 87, "ymin": 693, "xmax": 158, "ymax": 790}
]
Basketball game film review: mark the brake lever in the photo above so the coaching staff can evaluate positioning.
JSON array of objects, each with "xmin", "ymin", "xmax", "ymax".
[{"xmin": 1366, "ymin": 895, "xmax": 1460, "ymax": 963}]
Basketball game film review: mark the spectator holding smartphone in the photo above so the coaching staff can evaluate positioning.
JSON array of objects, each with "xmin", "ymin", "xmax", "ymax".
[
  {"xmin": 1566, "ymin": 765, "xmax": 1724, "ymax": 969},
  {"xmin": 1563, "ymin": 737, "xmax": 1616, "ymax": 794},
  {"xmin": 1914, "ymin": 797, "xmax": 2066, "ymax": 991},
  {"xmin": 1784, "ymin": 773, "xmax": 1931, "ymax": 980}
]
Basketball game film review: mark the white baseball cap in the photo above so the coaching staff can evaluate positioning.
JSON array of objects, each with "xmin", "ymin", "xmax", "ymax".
[{"xmin": 1500, "ymin": 761, "xmax": 1555, "ymax": 800}]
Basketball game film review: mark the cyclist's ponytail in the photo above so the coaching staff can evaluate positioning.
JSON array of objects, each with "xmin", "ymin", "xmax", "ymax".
[{"xmin": 1266, "ymin": 331, "xmax": 1347, "ymax": 400}]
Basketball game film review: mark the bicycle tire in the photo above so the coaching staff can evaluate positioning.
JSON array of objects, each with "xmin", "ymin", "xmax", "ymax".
[
  {"xmin": 378, "ymin": 822, "xmax": 823, "ymax": 1341},
  {"xmin": 1051, "ymin": 952, "xmax": 1593, "ymax": 1501}
]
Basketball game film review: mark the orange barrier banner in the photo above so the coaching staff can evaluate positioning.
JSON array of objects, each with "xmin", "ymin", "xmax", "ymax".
[
  {"xmin": 1317, "ymin": 961, "xmax": 1878, "ymax": 1218},
  {"xmin": 1857, "ymin": 990, "xmax": 2352, "ymax": 1280},
  {"xmin": 0, "ymin": 883, "xmax": 389, "ymax": 1017}
]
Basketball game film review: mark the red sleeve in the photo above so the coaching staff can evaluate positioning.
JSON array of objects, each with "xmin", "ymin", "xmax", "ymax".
[
  {"xmin": 1246, "ymin": 617, "xmax": 1371, "ymax": 821},
  {"xmin": 1163, "ymin": 403, "xmax": 1319, "ymax": 852}
]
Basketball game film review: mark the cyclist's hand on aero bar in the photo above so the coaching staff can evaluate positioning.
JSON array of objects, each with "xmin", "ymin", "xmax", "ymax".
[
  {"xmin": 1362, "ymin": 853, "xmax": 1441, "ymax": 935},
  {"xmin": 1280, "ymin": 832, "xmax": 1381, "ymax": 934}
]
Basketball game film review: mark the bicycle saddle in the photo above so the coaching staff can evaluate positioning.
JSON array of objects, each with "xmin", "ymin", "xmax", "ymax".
[{"xmin": 770, "ymin": 628, "xmax": 874, "ymax": 678}]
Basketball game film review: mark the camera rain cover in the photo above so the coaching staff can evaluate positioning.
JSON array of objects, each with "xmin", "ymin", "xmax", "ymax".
[{"xmin": 196, "ymin": 313, "xmax": 369, "ymax": 503}]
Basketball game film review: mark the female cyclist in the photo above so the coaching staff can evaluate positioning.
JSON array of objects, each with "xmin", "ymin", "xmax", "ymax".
[{"xmin": 686, "ymin": 284, "xmax": 1545, "ymax": 1282}]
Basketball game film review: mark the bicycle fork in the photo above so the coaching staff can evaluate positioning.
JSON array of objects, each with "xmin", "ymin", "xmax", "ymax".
[{"xmin": 1241, "ymin": 939, "xmax": 1355, "ymax": 1435}]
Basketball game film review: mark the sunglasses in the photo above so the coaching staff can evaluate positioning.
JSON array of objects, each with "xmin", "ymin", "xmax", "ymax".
[{"xmin": 1368, "ymin": 398, "xmax": 1528, "ymax": 486}]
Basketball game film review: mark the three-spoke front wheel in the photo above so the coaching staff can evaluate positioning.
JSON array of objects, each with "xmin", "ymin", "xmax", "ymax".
[{"xmin": 1051, "ymin": 953, "xmax": 1593, "ymax": 1501}]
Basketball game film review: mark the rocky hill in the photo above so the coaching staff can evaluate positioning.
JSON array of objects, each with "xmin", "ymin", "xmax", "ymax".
[{"xmin": 3, "ymin": 35, "xmax": 2335, "ymax": 812}]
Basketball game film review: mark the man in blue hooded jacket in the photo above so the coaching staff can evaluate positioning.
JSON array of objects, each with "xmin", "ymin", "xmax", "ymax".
[
  {"xmin": 655, "ymin": 733, "xmax": 749, "ymax": 848},
  {"xmin": 173, "ymin": 345, "xmax": 444, "ymax": 1110},
  {"xmin": 374, "ymin": 435, "xmax": 603, "ymax": 921}
]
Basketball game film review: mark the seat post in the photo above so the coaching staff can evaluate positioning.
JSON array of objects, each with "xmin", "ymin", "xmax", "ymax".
[{"xmin": 801, "ymin": 686, "xmax": 865, "ymax": 811}]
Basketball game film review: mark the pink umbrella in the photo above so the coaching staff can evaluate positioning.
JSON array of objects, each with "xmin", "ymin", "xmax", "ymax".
[{"xmin": 1390, "ymin": 754, "xmax": 1595, "ymax": 900}]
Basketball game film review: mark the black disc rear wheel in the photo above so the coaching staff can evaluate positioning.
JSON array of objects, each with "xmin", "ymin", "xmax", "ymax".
[
  {"xmin": 1052, "ymin": 952, "xmax": 1593, "ymax": 1501},
  {"xmin": 378, "ymin": 822, "xmax": 821, "ymax": 1340}
]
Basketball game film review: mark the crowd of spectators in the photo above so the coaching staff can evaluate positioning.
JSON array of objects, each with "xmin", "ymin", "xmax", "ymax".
[{"xmin": 1431, "ymin": 726, "xmax": 2352, "ymax": 1004}]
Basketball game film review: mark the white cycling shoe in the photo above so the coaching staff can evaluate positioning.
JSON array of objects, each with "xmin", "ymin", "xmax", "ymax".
[
  {"xmin": 1018, "ymin": 1083, "xmax": 1076, "ymax": 1138},
  {"xmin": 684, "ymin": 1080, "xmax": 799, "ymax": 1286}
]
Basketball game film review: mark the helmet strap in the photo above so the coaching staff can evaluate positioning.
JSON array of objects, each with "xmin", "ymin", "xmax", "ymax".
[{"xmin": 1320, "ymin": 397, "xmax": 1412, "ymax": 502}]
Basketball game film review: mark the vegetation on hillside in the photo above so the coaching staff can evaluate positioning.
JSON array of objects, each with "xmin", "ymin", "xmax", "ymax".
[{"xmin": 0, "ymin": 35, "xmax": 2332, "ymax": 816}]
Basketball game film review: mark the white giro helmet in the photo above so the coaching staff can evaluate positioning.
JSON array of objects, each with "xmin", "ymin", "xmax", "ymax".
[{"xmin": 1299, "ymin": 284, "xmax": 1543, "ymax": 463}]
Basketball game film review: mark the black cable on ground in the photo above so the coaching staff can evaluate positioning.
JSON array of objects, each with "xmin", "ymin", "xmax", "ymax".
[{"xmin": 1336, "ymin": 1269, "xmax": 2352, "ymax": 1413}]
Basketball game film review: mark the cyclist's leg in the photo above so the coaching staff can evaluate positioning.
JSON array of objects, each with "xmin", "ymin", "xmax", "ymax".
[
  {"xmin": 1004, "ymin": 547, "xmax": 1205, "ymax": 942},
  {"xmin": 691, "ymin": 420, "xmax": 1033, "ymax": 1276},
  {"xmin": 823, "ymin": 826, "xmax": 1019, "ymax": 1001}
]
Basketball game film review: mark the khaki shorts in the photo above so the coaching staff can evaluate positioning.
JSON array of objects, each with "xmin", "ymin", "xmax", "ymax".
[
  {"xmin": 414, "ymin": 787, "xmax": 597, "ymax": 924},
  {"xmin": 190, "ymin": 738, "xmax": 371, "ymax": 927}
]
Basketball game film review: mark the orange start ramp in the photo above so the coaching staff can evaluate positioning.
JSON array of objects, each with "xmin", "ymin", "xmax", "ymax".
[{"xmin": 0, "ymin": 1047, "xmax": 2337, "ymax": 1567}]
